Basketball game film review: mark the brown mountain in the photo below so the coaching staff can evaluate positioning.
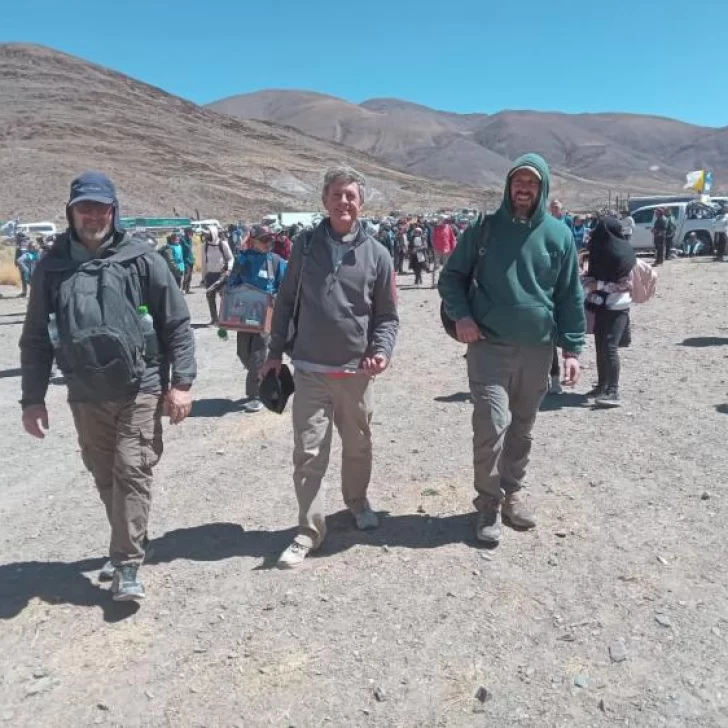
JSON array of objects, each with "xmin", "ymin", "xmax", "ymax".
[
  {"xmin": 0, "ymin": 45, "xmax": 489, "ymax": 223},
  {"xmin": 210, "ymin": 91, "xmax": 728, "ymax": 198}
]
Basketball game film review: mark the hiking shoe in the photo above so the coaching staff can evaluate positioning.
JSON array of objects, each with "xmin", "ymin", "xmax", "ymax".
[
  {"xmin": 353, "ymin": 505, "xmax": 379, "ymax": 531},
  {"xmin": 595, "ymin": 391, "xmax": 621, "ymax": 408},
  {"xmin": 476, "ymin": 506, "xmax": 502, "ymax": 544},
  {"xmin": 277, "ymin": 539, "xmax": 311, "ymax": 569},
  {"xmin": 100, "ymin": 537, "xmax": 153, "ymax": 582},
  {"xmin": 111, "ymin": 565, "xmax": 145, "ymax": 601},
  {"xmin": 502, "ymin": 492, "xmax": 536, "ymax": 529},
  {"xmin": 245, "ymin": 398, "xmax": 264, "ymax": 413},
  {"xmin": 548, "ymin": 375, "xmax": 564, "ymax": 395}
]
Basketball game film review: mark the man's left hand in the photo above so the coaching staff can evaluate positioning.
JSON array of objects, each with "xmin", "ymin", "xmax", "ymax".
[
  {"xmin": 362, "ymin": 354, "xmax": 389, "ymax": 376},
  {"xmin": 165, "ymin": 385, "xmax": 193, "ymax": 424},
  {"xmin": 562, "ymin": 356, "xmax": 581, "ymax": 387}
]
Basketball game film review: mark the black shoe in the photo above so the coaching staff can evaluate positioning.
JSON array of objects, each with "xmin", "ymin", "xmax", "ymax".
[
  {"xmin": 595, "ymin": 391, "xmax": 621, "ymax": 408},
  {"xmin": 99, "ymin": 536, "xmax": 153, "ymax": 581},
  {"xmin": 111, "ymin": 565, "xmax": 145, "ymax": 602},
  {"xmin": 585, "ymin": 386, "xmax": 604, "ymax": 398}
]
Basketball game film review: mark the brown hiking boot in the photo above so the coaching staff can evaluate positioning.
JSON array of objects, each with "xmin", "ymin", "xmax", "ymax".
[{"xmin": 502, "ymin": 492, "xmax": 536, "ymax": 529}]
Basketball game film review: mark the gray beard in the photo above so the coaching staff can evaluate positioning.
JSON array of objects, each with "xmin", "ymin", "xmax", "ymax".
[{"xmin": 77, "ymin": 224, "xmax": 113, "ymax": 247}]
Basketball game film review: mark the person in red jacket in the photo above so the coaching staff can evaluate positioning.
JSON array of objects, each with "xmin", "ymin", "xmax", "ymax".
[
  {"xmin": 431, "ymin": 218, "xmax": 458, "ymax": 287},
  {"xmin": 273, "ymin": 232, "xmax": 292, "ymax": 261}
]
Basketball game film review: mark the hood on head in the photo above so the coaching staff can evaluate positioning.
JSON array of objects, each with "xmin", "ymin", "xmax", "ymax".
[
  {"xmin": 501, "ymin": 153, "xmax": 551, "ymax": 223},
  {"xmin": 65, "ymin": 170, "xmax": 122, "ymax": 236}
]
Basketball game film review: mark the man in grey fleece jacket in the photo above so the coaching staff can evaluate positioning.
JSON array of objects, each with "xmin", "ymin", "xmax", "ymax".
[{"xmin": 262, "ymin": 167, "xmax": 399, "ymax": 568}]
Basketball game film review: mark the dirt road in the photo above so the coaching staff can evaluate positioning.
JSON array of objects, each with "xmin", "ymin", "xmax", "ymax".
[{"xmin": 1, "ymin": 259, "xmax": 727, "ymax": 727}]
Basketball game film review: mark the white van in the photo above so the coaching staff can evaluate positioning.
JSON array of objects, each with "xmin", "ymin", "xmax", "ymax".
[
  {"xmin": 630, "ymin": 202, "xmax": 718, "ymax": 252},
  {"xmin": 17, "ymin": 221, "xmax": 58, "ymax": 238},
  {"xmin": 190, "ymin": 219, "xmax": 220, "ymax": 233}
]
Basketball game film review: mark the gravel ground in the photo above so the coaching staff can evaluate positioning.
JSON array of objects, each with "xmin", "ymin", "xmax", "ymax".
[{"xmin": 1, "ymin": 258, "xmax": 727, "ymax": 727}]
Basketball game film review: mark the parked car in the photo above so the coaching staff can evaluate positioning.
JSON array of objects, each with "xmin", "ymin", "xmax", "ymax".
[
  {"xmin": 16, "ymin": 221, "xmax": 58, "ymax": 238},
  {"xmin": 630, "ymin": 202, "xmax": 718, "ymax": 253}
]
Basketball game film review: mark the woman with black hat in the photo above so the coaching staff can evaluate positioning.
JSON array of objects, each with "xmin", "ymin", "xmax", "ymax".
[{"xmin": 583, "ymin": 217, "xmax": 636, "ymax": 408}]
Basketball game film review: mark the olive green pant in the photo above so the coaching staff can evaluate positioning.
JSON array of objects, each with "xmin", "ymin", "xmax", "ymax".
[
  {"xmin": 467, "ymin": 341, "xmax": 551, "ymax": 510},
  {"xmin": 291, "ymin": 371, "xmax": 374, "ymax": 548},
  {"xmin": 70, "ymin": 392, "xmax": 164, "ymax": 566}
]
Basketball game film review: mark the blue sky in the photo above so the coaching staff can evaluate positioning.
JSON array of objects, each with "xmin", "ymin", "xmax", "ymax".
[{"xmin": 2, "ymin": 0, "xmax": 725, "ymax": 127}]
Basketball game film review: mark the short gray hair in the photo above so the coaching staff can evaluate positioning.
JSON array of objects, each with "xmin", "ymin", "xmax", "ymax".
[{"xmin": 322, "ymin": 166, "xmax": 367, "ymax": 204}]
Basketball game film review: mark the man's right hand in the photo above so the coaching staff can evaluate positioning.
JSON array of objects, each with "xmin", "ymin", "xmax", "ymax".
[
  {"xmin": 22, "ymin": 405, "xmax": 49, "ymax": 439},
  {"xmin": 259, "ymin": 358, "xmax": 282, "ymax": 381},
  {"xmin": 455, "ymin": 317, "xmax": 485, "ymax": 344}
]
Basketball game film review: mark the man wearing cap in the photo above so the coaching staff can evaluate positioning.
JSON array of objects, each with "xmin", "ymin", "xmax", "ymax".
[
  {"xmin": 438, "ymin": 154, "xmax": 585, "ymax": 545},
  {"xmin": 19, "ymin": 171, "xmax": 197, "ymax": 601},
  {"xmin": 227, "ymin": 225, "xmax": 287, "ymax": 412},
  {"xmin": 261, "ymin": 166, "xmax": 399, "ymax": 568},
  {"xmin": 549, "ymin": 199, "xmax": 573, "ymax": 232}
]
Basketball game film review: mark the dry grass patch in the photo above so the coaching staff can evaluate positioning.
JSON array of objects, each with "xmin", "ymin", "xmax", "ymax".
[{"xmin": 0, "ymin": 246, "xmax": 19, "ymax": 286}]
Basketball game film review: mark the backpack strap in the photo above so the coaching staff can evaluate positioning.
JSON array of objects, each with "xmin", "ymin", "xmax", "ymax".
[
  {"xmin": 266, "ymin": 253, "xmax": 276, "ymax": 292},
  {"xmin": 292, "ymin": 230, "xmax": 314, "ymax": 324},
  {"xmin": 470, "ymin": 214, "xmax": 492, "ymax": 290}
]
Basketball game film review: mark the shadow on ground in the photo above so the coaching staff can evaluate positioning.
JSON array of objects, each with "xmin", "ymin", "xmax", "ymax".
[
  {"xmin": 0, "ymin": 367, "xmax": 22, "ymax": 379},
  {"xmin": 0, "ymin": 556, "xmax": 139, "ymax": 623},
  {"xmin": 680, "ymin": 337, "xmax": 728, "ymax": 348},
  {"xmin": 715, "ymin": 404, "xmax": 728, "ymax": 415},
  {"xmin": 190, "ymin": 398, "xmax": 248, "ymax": 418},
  {"xmin": 0, "ymin": 512, "xmax": 489, "ymax": 620},
  {"xmin": 539, "ymin": 392, "xmax": 588, "ymax": 411},
  {"xmin": 434, "ymin": 392, "xmax": 471, "ymax": 404}
]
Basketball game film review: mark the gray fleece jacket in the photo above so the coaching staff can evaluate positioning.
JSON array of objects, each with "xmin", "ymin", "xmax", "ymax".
[
  {"xmin": 268, "ymin": 220, "xmax": 399, "ymax": 368},
  {"xmin": 19, "ymin": 230, "xmax": 197, "ymax": 406}
]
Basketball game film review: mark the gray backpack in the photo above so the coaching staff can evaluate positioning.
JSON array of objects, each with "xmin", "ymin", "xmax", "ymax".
[{"xmin": 53, "ymin": 243, "xmax": 153, "ymax": 399}]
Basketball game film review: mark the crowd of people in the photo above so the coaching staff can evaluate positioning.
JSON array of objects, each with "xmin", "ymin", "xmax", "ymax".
[{"xmin": 9, "ymin": 156, "xmax": 675, "ymax": 602}]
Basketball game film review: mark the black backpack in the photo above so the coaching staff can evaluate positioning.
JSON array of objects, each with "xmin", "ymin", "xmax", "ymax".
[
  {"xmin": 53, "ymin": 243, "xmax": 154, "ymax": 399},
  {"xmin": 440, "ymin": 215, "xmax": 491, "ymax": 340}
]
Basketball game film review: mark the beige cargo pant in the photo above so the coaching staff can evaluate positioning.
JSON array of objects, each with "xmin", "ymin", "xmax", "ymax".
[
  {"xmin": 69, "ymin": 392, "xmax": 164, "ymax": 566},
  {"xmin": 467, "ymin": 340, "xmax": 552, "ymax": 511},
  {"xmin": 291, "ymin": 370, "xmax": 374, "ymax": 548}
]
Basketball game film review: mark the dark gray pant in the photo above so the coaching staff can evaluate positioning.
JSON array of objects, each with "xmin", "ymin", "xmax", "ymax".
[
  {"xmin": 715, "ymin": 233, "xmax": 727, "ymax": 261},
  {"xmin": 205, "ymin": 272, "xmax": 223, "ymax": 322},
  {"xmin": 183, "ymin": 265, "xmax": 193, "ymax": 293},
  {"xmin": 594, "ymin": 308, "xmax": 629, "ymax": 394},
  {"xmin": 236, "ymin": 332, "xmax": 269, "ymax": 398},
  {"xmin": 550, "ymin": 346, "xmax": 560, "ymax": 378},
  {"xmin": 467, "ymin": 341, "xmax": 551, "ymax": 508}
]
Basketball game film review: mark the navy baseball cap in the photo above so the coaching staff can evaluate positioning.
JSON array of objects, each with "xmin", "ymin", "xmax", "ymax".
[
  {"xmin": 68, "ymin": 171, "xmax": 117, "ymax": 206},
  {"xmin": 248, "ymin": 224, "xmax": 276, "ymax": 244}
]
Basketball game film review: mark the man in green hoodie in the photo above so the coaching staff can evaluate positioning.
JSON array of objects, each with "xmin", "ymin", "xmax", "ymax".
[{"xmin": 438, "ymin": 153, "xmax": 585, "ymax": 545}]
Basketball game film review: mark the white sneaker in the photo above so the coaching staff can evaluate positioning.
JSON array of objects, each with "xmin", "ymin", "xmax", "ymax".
[
  {"xmin": 549, "ymin": 375, "xmax": 564, "ymax": 395},
  {"xmin": 354, "ymin": 505, "xmax": 379, "ymax": 531},
  {"xmin": 277, "ymin": 539, "xmax": 311, "ymax": 569}
]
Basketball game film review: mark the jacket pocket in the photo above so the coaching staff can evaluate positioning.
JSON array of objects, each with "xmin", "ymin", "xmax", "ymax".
[{"xmin": 479, "ymin": 304, "xmax": 555, "ymax": 345}]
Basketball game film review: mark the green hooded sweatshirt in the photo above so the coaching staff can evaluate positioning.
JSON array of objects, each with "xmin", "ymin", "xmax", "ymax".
[{"xmin": 438, "ymin": 153, "xmax": 585, "ymax": 354}]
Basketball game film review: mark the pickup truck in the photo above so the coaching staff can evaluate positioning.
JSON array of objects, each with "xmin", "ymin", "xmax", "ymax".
[{"xmin": 630, "ymin": 202, "xmax": 719, "ymax": 253}]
